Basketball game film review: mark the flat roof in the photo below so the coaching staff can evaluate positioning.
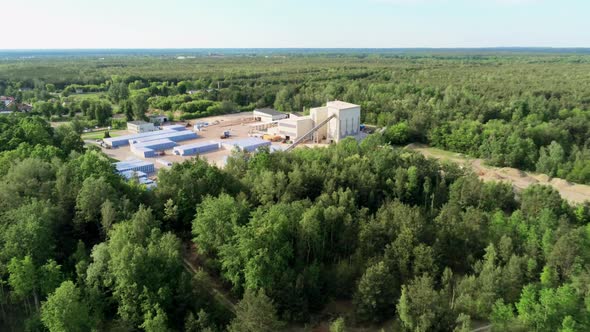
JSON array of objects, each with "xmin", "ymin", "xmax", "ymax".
[
  {"xmin": 278, "ymin": 115, "xmax": 311, "ymax": 124},
  {"xmin": 104, "ymin": 129, "xmax": 177, "ymax": 144},
  {"xmin": 222, "ymin": 137, "xmax": 270, "ymax": 147},
  {"xmin": 113, "ymin": 159, "xmax": 154, "ymax": 171},
  {"xmin": 131, "ymin": 138, "xmax": 177, "ymax": 148},
  {"xmin": 173, "ymin": 141, "xmax": 219, "ymax": 150},
  {"xmin": 254, "ymin": 108, "xmax": 285, "ymax": 116},
  {"xmin": 326, "ymin": 100, "xmax": 360, "ymax": 109},
  {"xmin": 128, "ymin": 120, "xmax": 151, "ymax": 125}
]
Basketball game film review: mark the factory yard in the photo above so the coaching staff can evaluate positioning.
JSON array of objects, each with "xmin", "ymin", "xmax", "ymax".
[{"xmin": 99, "ymin": 112, "xmax": 291, "ymax": 169}]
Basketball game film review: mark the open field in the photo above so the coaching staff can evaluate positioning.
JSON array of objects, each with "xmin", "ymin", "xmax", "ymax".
[
  {"xmin": 407, "ymin": 143, "xmax": 590, "ymax": 204},
  {"xmin": 81, "ymin": 129, "xmax": 124, "ymax": 140}
]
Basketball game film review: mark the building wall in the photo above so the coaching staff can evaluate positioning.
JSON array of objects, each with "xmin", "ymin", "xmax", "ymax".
[
  {"xmin": 310, "ymin": 107, "xmax": 329, "ymax": 141},
  {"xmin": 328, "ymin": 106, "xmax": 361, "ymax": 142},
  {"xmin": 277, "ymin": 117, "xmax": 313, "ymax": 140},
  {"xmin": 128, "ymin": 122, "xmax": 156, "ymax": 134}
]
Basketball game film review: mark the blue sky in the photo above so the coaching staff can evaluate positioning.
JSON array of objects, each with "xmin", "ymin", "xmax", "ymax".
[{"xmin": 3, "ymin": 0, "xmax": 589, "ymax": 48}]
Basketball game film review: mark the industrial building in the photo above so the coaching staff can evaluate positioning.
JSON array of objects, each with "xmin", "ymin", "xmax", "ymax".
[
  {"xmin": 127, "ymin": 121, "xmax": 156, "ymax": 133},
  {"xmin": 113, "ymin": 159, "xmax": 155, "ymax": 174},
  {"xmin": 253, "ymin": 108, "xmax": 289, "ymax": 122},
  {"xmin": 266, "ymin": 100, "xmax": 361, "ymax": 145},
  {"xmin": 309, "ymin": 101, "xmax": 361, "ymax": 143},
  {"xmin": 274, "ymin": 116, "xmax": 314, "ymax": 140},
  {"xmin": 221, "ymin": 137, "xmax": 271, "ymax": 152},
  {"xmin": 173, "ymin": 141, "xmax": 220, "ymax": 156}
]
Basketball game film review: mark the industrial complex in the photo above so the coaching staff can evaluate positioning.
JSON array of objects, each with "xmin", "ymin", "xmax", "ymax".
[{"xmin": 102, "ymin": 100, "xmax": 363, "ymax": 188}]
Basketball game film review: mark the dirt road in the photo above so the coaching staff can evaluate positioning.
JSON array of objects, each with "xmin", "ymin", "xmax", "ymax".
[{"xmin": 406, "ymin": 144, "xmax": 590, "ymax": 205}]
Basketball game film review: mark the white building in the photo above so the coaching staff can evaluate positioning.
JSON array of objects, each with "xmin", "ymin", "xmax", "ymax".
[
  {"xmin": 271, "ymin": 116, "xmax": 314, "ymax": 141},
  {"xmin": 127, "ymin": 121, "xmax": 156, "ymax": 134},
  {"xmin": 253, "ymin": 108, "xmax": 289, "ymax": 122},
  {"xmin": 310, "ymin": 101, "xmax": 361, "ymax": 143}
]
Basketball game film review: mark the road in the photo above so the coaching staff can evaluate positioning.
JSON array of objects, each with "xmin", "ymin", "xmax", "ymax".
[{"xmin": 181, "ymin": 244, "xmax": 237, "ymax": 314}]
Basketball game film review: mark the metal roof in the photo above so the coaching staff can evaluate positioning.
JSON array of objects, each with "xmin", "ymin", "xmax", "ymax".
[{"xmin": 128, "ymin": 120, "xmax": 151, "ymax": 125}]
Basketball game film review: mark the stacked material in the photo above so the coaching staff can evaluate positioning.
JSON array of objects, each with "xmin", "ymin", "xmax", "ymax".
[
  {"xmin": 173, "ymin": 141, "xmax": 220, "ymax": 156},
  {"xmin": 221, "ymin": 137, "xmax": 271, "ymax": 152},
  {"xmin": 113, "ymin": 159, "xmax": 155, "ymax": 174},
  {"xmin": 130, "ymin": 139, "xmax": 178, "ymax": 158}
]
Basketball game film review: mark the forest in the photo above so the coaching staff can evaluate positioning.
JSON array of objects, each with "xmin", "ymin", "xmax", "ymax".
[
  {"xmin": 1, "ymin": 52, "xmax": 589, "ymax": 183},
  {"xmin": 0, "ymin": 51, "xmax": 590, "ymax": 331}
]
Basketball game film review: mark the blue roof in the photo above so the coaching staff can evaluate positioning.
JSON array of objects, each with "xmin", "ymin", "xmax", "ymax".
[
  {"xmin": 104, "ymin": 129, "xmax": 177, "ymax": 145},
  {"xmin": 223, "ymin": 137, "xmax": 270, "ymax": 148},
  {"xmin": 113, "ymin": 159, "xmax": 154, "ymax": 171},
  {"xmin": 131, "ymin": 138, "xmax": 177, "ymax": 149},
  {"xmin": 174, "ymin": 141, "xmax": 219, "ymax": 150}
]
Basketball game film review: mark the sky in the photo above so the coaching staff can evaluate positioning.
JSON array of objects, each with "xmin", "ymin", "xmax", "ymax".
[{"xmin": 2, "ymin": 0, "xmax": 589, "ymax": 49}]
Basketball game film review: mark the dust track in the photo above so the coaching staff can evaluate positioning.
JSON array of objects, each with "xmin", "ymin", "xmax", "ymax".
[{"xmin": 406, "ymin": 144, "xmax": 590, "ymax": 205}]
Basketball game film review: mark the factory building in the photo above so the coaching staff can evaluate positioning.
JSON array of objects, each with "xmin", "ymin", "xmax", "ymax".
[
  {"xmin": 253, "ymin": 108, "xmax": 289, "ymax": 122},
  {"xmin": 266, "ymin": 100, "xmax": 361, "ymax": 144},
  {"xmin": 273, "ymin": 116, "xmax": 314, "ymax": 141},
  {"xmin": 310, "ymin": 101, "xmax": 361, "ymax": 143},
  {"xmin": 173, "ymin": 141, "xmax": 220, "ymax": 156},
  {"xmin": 127, "ymin": 121, "xmax": 157, "ymax": 134},
  {"xmin": 221, "ymin": 137, "xmax": 271, "ymax": 152}
]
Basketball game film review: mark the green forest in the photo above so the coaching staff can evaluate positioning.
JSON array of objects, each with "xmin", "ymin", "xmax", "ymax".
[
  {"xmin": 1, "ymin": 53, "xmax": 589, "ymax": 183},
  {"xmin": 1, "ymin": 52, "xmax": 590, "ymax": 331}
]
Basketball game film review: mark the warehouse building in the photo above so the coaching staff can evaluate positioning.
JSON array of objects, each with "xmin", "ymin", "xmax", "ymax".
[
  {"xmin": 253, "ymin": 108, "xmax": 289, "ymax": 122},
  {"xmin": 127, "ymin": 121, "xmax": 157, "ymax": 134},
  {"xmin": 113, "ymin": 159, "xmax": 155, "ymax": 174},
  {"xmin": 221, "ymin": 137, "xmax": 271, "ymax": 152},
  {"xmin": 173, "ymin": 141, "xmax": 220, "ymax": 156}
]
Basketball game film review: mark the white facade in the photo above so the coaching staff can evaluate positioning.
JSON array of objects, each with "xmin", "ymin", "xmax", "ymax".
[
  {"xmin": 127, "ymin": 121, "xmax": 156, "ymax": 134},
  {"xmin": 310, "ymin": 101, "xmax": 361, "ymax": 143},
  {"xmin": 253, "ymin": 109, "xmax": 289, "ymax": 122},
  {"xmin": 273, "ymin": 116, "xmax": 314, "ymax": 140}
]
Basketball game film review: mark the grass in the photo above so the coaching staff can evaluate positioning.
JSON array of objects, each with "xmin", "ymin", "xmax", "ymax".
[{"xmin": 81, "ymin": 129, "xmax": 124, "ymax": 140}]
